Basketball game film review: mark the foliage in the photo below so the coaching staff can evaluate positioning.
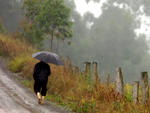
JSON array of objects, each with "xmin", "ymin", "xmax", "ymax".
[
  {"xmin": 0, "ymin": 34, "xmax": 34, "ymax": 57},
  {"xmin": 124, "ymin": 84, "xmax": 133, "ymax": 102},
  {"xmin": 0, "ymin": 34, "xmax": 35, "ymax": 78},
  {"xmin": 9, "ymin": 55, "xmax": 28, "ymax": 73},
  {"xmin": 21, "ymin": 79, "xmax": 33, "ymax": 88},
  {"xmin": 21, "ymin": 19, "xmax": 43, "ymax": 47},
  {"xmin": 23, "ymin": 0, "xmax": 73, "ymax": 50},
  {"xmin": 21, "ymin": 0, "xmax": 44, "ymax": 47}
]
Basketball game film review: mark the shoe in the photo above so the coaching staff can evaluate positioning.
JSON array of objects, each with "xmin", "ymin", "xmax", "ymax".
[
  {"xmin": 37, "ymin": 92, "xmax": 41, "ymax": 104},
  {"xmin": 41, "ymin": 96, "xmax": 45, "ymax": 104}
]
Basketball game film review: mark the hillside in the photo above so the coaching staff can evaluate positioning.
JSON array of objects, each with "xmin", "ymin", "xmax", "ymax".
[{"xmin": 0, "ymin": 34, "xmax": 150, "ymax": 113}]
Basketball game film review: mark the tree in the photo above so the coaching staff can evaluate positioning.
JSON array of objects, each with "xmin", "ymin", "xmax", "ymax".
[
  {"xmin": 22, "ymin": 0, "xmax": 43, "ymax": 47},
  {"xmin": 60, "ymin": 0, "xmax": 150, "ymax": 81},
  {"xmin": 23, "ymin": 0, "xmax": 73, "ymax": 51},
  {"xmin": 90, "ymin": 6, "xmax": 149, "ymax": 80}
]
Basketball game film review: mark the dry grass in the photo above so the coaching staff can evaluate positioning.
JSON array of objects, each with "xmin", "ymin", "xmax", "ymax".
[
  {"xmin": 0, "ymin": 34, "xmax": 35, "ymax": 57},
  {"xmin": 1, "ymin": 34, "xmax": 150, "ymax": 113}
]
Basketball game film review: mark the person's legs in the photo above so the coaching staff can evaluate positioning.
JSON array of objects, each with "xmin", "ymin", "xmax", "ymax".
[
  {"xmin": 41, "ymin": 79, "xmax": 48, "ymax": 96},
  {"xmin": 41, "ymin": 79, "xmax": 48, "ymax": 104},
  {"xmin": 34, "ymin": 80, "xmax": 41, "ymax": 94},
  {"xmin": 34, "ymin": 80, "xmax": 42, "ymax": 104}
]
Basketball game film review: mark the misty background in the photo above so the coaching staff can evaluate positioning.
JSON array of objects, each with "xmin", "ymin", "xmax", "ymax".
[{"xmin": 0, "ymin": 0, "xmax": 150, "ymax": 82}]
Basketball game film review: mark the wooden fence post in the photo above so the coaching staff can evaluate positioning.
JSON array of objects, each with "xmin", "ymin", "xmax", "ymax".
[
  {"xmin": 64, "ymin": 57, "xmax": 73, "ymax": 73},
  {"xmin": 141, "ymin": 72, "xmax": 149, "ymax": 104},
  {"xmin": 73, "ymin": 66, "xmax": 80, "ymax": 75},
  {"xmin": 132, "ymin": 81, "xmax": 139, "ymax": 103},
  {"xmin": 84, "ymin": 62, "xmax": 91, "ymax": 76},
  {"xmin": 115, "ymin": 67, "xmax": 124, "ymax": 95},
  {"xmin": 92, "ymin": 62, "xmax": 100, "ymax": 81},
  {"xmin": 106, "ymin": 73, "xmax": 110, "ymax": 86}
]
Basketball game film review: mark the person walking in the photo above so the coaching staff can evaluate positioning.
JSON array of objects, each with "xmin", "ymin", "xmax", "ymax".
[{"xmin": 33, "ymin": 61, "xmax": 51, "ymax": 104}]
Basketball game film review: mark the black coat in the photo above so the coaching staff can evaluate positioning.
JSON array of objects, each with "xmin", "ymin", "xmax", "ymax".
[{"xmin": 33, "ymin": 61, "xmax": 51, "ymax": 81}]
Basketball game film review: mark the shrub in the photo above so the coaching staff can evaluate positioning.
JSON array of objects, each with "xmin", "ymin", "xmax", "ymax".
[{"xmin": 8, "ymin": 54, "xmax": 31, "ymax": 73}]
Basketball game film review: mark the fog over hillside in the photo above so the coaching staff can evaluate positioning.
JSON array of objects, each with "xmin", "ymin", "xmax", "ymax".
[{"xmin": 0, "ymin": 0, "xmax": 23, "ymax": 31}]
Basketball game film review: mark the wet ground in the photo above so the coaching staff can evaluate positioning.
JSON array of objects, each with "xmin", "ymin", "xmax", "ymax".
[{"xmin": 0, "ymin": 59, "xmax": 70, "ymax": 113}]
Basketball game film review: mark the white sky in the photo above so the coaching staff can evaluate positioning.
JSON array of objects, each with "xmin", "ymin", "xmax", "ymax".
[
  {"xmin": 74, "ymin": 0, "xmax": 150, "ymax": 41},
  {"xmin": 135, "ymin": 14, "xmax": 150, "ymax": 40},
  {"xmin": 74, "ymin": 0, "xmax": 108, "ymax": 18}
]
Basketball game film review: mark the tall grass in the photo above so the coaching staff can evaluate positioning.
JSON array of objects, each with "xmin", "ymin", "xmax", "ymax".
[{"xmin": 0, "ymin": 34, "xmax": 150, "ymax": 113}]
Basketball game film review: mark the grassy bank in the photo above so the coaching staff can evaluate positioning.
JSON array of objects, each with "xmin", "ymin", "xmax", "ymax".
[{"xmin": 0, "ymin": 34, "xmax": 150, "ymax": 113}]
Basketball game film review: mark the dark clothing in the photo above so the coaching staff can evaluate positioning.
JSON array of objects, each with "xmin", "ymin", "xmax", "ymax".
[
  {"xmin": 33, "ymin": 61, "xmax": 51, "ymax": 80},
  {"xmin": 33, "ymin": 61, "xmax": 51, "ymax": 96},
  {"xmin": 34, "ymin": 79, "xmax": 48, "ymax": 96}
]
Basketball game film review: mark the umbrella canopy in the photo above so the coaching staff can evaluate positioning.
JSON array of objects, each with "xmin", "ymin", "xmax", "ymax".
[{"xmin": 32, "ymin": 51, "xmax": 64, "ymax": 65}]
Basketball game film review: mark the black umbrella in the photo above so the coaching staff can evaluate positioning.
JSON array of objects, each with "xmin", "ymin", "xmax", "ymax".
[{"xmin": 32, "ymin": 51, "xmax": 64, "ymax": 65}]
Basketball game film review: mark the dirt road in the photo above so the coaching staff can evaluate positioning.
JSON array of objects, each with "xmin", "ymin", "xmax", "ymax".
[{"xmin": 0, "ymin": 60, "xmax": 70, "ymax": 113}]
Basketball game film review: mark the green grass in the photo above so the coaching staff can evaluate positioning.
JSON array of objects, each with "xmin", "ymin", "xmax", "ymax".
[{"xmin": 21, "ymin": 79, "xmax": 33, "ymax": 88}]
